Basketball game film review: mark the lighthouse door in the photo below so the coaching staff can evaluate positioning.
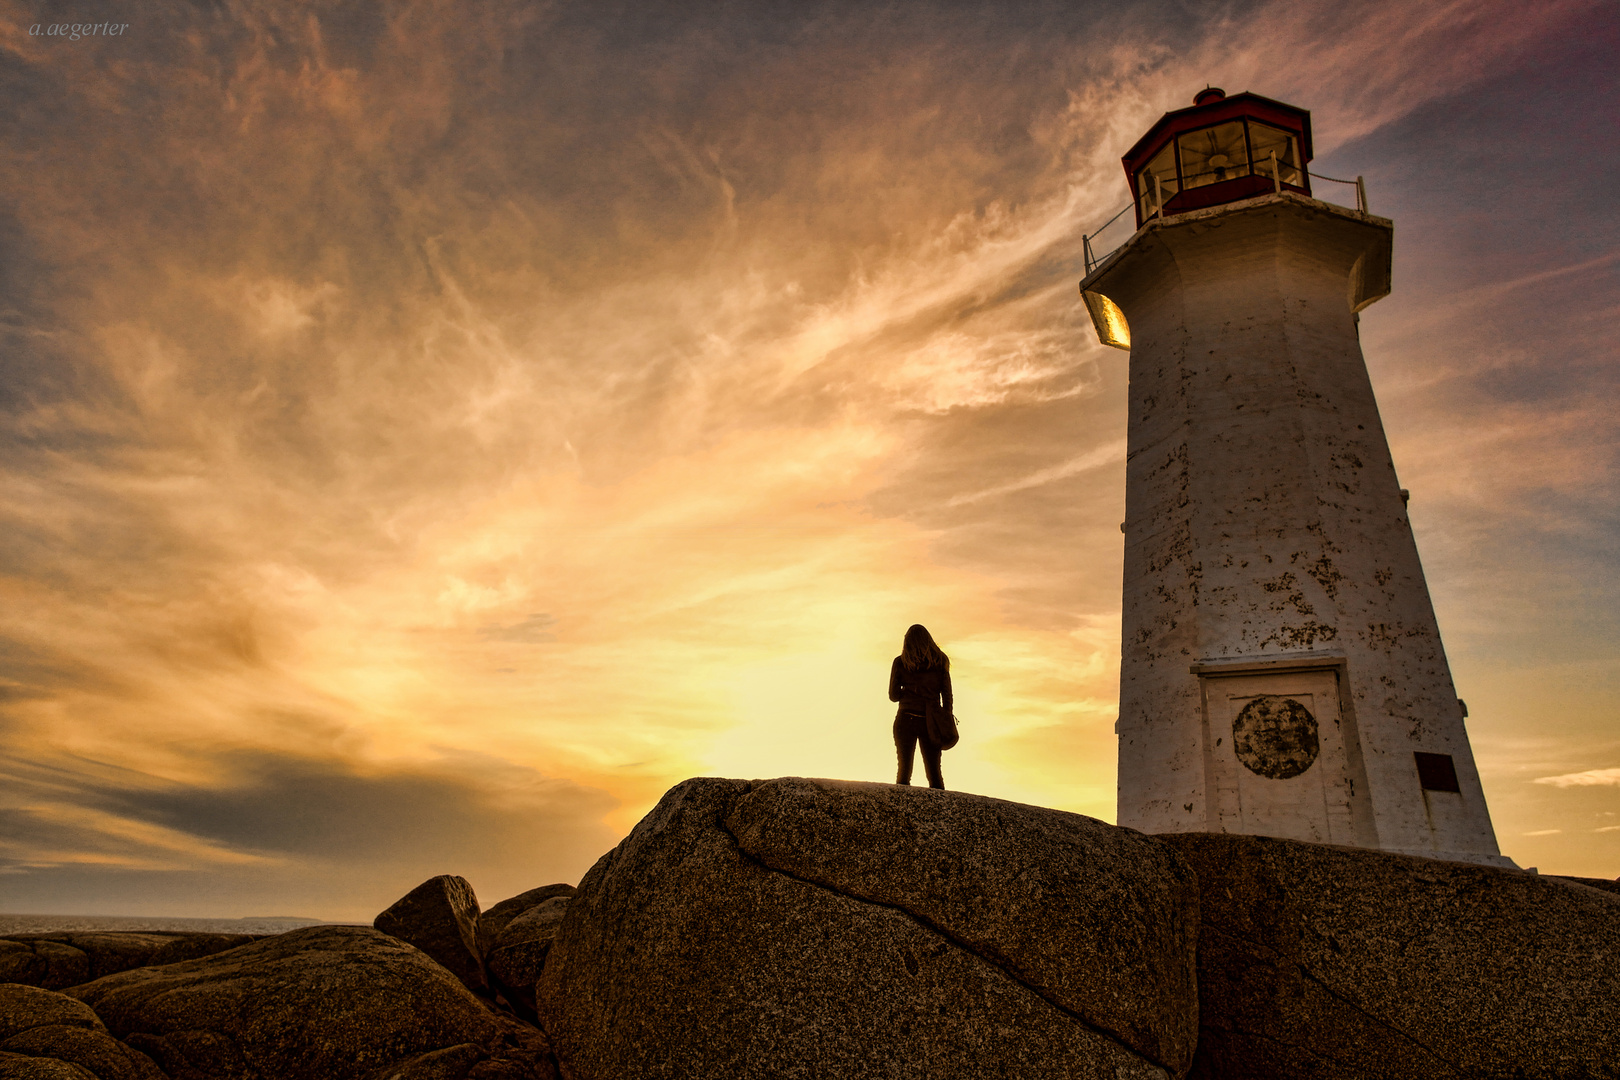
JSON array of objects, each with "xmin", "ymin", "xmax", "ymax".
[{"xmin": 1201, "ymin": 669, "xmax": 1357, "ymax": 844}]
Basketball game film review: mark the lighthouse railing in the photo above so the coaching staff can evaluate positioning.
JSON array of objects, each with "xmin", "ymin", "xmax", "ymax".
[
  {"xmin": 1082, "ymin": 200, "xmax": 1135, "ymax": 275},
  {"xmin": 1084, "ymin": 175, "xmax": 1371, "ymax": 277},
  {"xmin": 1308, "ymin": 171, "xmax": 1369, "ymax": 214}
]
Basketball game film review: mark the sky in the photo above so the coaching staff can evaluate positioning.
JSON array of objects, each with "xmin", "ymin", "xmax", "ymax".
[{"xmin": 0, "ymin": 0, "xmax": 1615, "ymax": 921}]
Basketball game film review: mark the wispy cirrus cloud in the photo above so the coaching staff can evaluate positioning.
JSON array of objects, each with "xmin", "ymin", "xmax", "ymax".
[{"xmin": 1535, "ymin": 769, "xmax": 1620, "ymax": 789}]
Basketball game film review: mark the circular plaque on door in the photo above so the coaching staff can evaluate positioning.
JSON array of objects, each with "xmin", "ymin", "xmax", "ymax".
[{"xmin": 1233, "ymin": 695, "xmax": 1320, "ymax": 779}]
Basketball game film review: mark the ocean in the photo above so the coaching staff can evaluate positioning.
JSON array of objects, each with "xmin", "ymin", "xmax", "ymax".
[{"xmin": 0, "ymin": 914, "xmax": 334, "ymax": 936}]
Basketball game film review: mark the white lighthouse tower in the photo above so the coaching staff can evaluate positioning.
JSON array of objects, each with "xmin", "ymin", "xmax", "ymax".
[{"xmin": 1080, "ymin": 88, "xmax": 1511, "ymax": 867}]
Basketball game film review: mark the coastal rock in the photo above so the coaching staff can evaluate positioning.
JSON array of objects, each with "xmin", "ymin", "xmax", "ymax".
[
  {"xmin": 535, "ymin": 776, "xmax": 1200, "ymax": 1080},
  {"xmin": 0, "ymin": 984, "xmax": 164, "ymax": 1080},
  {"xmin": 0, "ymin": 933, "xmax": 258, "ymax": 992},
  {"xmin": 1552, "ymin": 874, "xmax": 1620, "ymax": 896},
  {"xmin": 1159, "ymin": 833, "xmax": 1620, "ymax": 1080},
  {"xmin": 0, "ymin": 1029, "xmax": 165, "ymax": 1080},
  {"xmin": 0, "ymin": 985, "xmax": 101, "ymax": 1038},
  {"xmin": 0, "ymin": 1055, "xmax": 94, "ymax": 1078},
  {"xmin": 474, "ymin": 886, "xmax": 576, "ymax": 958},
  {"xmin": 0, "ymin": 942, "xmax": 86, "ymax": 995},
  {"xmin": 68, "ymin": 925, "xmax": 554, "ymax": 1080},
  {"xmin": 375, "ymin": 876, "xmax": 487, "ymax": 995},
  {"xmin": 484, "ymin": 898, "xmax": 571, "ymax": 1019}
]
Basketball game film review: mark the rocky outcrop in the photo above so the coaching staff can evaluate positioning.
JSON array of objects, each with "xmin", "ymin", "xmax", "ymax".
[
  {"xmin": 1159, "ymin": 833, "xmax": 1620, "ymax": 1080},
  {"xmin": 1553, "ymin": 874, "xmax": 1620, "ymax": 896},
  {"xmin": 362, "ymin": 877, "xmax": 581, "ymax": 1021},
  {"xmin": 474, "ymin": 886, "xmax": 576, "ymax": 959},
  {"xmin": 535, "ymin": 777, "xmax": 1201, "ymax": 1080},
  {"xmin": 7, "ymin": 777, "xmax": 1613, "ymax": 1080},
  {"xmin": 0, "ymin": 933, "xmax": 257, "ymax": 992},
  {"xmin": 0, "ymin": 983, "xmax": 164, "ymax": 1079},
  {"xmin": 485, "ymin": 898, "xmax": 572, "ymax": 1022},
  {"xmin": 68, "ymin": 925, "xmax": 554, "ymax": 1080},
  {"xmin": 374, "ymin": 876, "xmax": 487, "ymax": 996}
]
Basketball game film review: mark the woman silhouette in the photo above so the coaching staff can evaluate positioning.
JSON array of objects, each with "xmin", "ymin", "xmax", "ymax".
[{"xmin": 888, "ymin": 624, "xmax": 952, "ymax": 789}]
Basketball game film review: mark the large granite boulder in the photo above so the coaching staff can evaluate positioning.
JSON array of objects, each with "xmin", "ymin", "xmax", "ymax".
[
  {"xmin": 0, "ymin": 934, "xmax": 257, "ymax": 992},
  {"xmin": 485, "ymin": 898, "xmax": 572, "ymax": 1021},
  {"xmin": 375, "ymin": 876, "xmax": 488, "ymax": 995},
  {"xmin": 474, "ymin": 886, "xmax": 577, "ymax": 959},
  {"xmin": 535, "ymin": 777, "xmax": 1200, "ymax": 1080},
  {"xmin": 1159, "ymin": 833, "xmax": 1620, "ymax": 1080},
  {"xmin": 68, "ymin": 925, "xmax": 554, "ymax": 1080},
  {"xmin": 0, "ymin": 983, "xmax": 163, "ymax": 1079}
]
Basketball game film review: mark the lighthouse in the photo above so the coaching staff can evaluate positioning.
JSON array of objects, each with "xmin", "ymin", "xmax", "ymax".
[{"xmin": 1080, "ymin": 88, "xmax": 1511, "ymax": 867}]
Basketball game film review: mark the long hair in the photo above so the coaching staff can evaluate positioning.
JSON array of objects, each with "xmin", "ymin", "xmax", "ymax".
[{"xmin": 900, "ymin": 624, "xmax": 949, "ymax": 672}]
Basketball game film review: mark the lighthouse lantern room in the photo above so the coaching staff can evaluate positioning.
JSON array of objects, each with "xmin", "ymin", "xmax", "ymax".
[{"xmin": 1123, "ymin": 87, "xmax": 1311, "ymax": 226}]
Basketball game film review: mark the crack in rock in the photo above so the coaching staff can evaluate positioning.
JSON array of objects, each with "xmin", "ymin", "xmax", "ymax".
[
  {"xmin": 1194, "ymin": 1021, "xmax": 1370, "ymax": 1078},
  {"xmin": 1199, "ymin": 920, "xmax": 1464, "ymax": 1076},
  {"xmin": 715, "ymin": 808, "xmax": 1173, "ymax": 1077}
]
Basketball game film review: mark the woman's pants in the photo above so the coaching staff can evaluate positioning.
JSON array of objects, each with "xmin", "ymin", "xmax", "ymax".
[{"xmin": 894, "ymin": 712, "xmax": 944, "ymax": 789}]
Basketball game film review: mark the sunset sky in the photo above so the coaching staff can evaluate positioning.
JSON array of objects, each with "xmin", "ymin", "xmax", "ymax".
[{"xmin": 2, "ymin": 0, "xmax": 1616, "ymax": 921}]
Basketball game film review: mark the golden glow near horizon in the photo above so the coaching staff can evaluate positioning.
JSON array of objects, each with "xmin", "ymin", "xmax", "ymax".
[{"xmin": 1, "ymin": 0, "xmax": 1616, "ymax": 920}]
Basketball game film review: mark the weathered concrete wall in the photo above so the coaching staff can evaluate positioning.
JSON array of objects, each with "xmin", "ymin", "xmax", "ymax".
[{"xmin": 1082, "ymin": 193, "xmax": 1507, "ymax": 866}]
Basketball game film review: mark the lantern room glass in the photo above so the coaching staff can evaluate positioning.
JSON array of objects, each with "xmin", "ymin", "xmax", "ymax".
[
  {"xmin": 1247, "ymin": 121, "xmax": 1302, "ymax": 186},
  {"xmin": 1136, "ymin": 141, "xmax": 1179, "ymax": 221},
  {"xmin": 1178, "ymin": 121, "xmax": 1250, "ymax": 189}
]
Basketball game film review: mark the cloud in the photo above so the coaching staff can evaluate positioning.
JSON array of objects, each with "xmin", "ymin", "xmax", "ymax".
[
  {"xmin": 1535, "ymin": 769, "xmax": 1620, "ymax": 789},
  {"xmin": 0, "ymin": 804, "xmax": 275, "ymax": 874},
  {"xmin": 480, "ymin": 614, "xmax": 558, "ymax": 644},
  {"xmin": 0, "ymin": 748, "xmax": 619, "ymax": 919},
  {"xmin": 946, "ymin": 438, "xmax": 1126, "ymax": 509},
  {"xmin": 1522, "ymin": 829, "xmax": 1563, "ymax": 836}
]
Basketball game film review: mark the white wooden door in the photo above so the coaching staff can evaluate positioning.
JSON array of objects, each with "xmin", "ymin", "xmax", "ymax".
[{"xmin": 1202, "ymin": 669, "xmax": 1354, "ymax": 844}]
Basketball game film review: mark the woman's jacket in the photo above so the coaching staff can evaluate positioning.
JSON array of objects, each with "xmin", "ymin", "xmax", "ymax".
[{"xmin": 888, "ymin": 657, "xmax": 952, "ymax": 719}]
